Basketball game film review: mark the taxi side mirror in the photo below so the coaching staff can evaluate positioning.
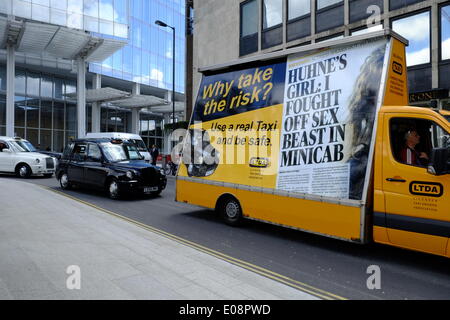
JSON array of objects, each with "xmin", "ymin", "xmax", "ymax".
[{"xmin": 427, "ymin": 148, "xmax": 449, "ymax": 175}]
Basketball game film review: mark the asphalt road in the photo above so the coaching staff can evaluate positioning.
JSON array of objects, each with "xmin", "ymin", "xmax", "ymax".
[{"xmin": 3, "ymin": 173, "xmax": 450, "ymax": 300}]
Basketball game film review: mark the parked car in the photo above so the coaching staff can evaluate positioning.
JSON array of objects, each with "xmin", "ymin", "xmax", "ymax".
[
  {"xmin": 0, "ymin": 136, "xmax": 57, "ymax": 178},
  {"xmin": 85, "ymin": 132, "xmax": 151, "ymax": 163},
  {"xmin": 56, "ymin": 138, "xmax": 166, "ymax": 199}
]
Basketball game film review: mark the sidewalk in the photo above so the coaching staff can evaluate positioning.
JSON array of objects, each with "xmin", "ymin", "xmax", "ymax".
[{"xmin": 0, "ymin": 179, "xmax": 319, "ymax": 300}]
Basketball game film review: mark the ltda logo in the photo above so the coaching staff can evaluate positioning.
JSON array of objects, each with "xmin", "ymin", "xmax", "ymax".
[
  {"xmin": 409, "ymin": 181, "xmax": 443, "ymax": 197},
  {"xmin": 392, "ymin": 61, "xmax": 403, "ymax": 75}
]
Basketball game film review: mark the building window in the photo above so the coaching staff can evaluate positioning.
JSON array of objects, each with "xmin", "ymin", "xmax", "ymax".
[
  {"xmin": 262, "ymin": 0, "xmax": 283, "ymax": 49},
  {"xmin": 390, "ymin": 0, "xmax": 425, "ymax": 11},
  {"xmin": 349, "ymin": 0, "xmax": 383, "ymax": 24},
  {"xmin": 287, "ymin": 0, "xmax": 311, "ymax": 42},
  {"xmin": 317, "ymin": 0, "xmax": 343, "ymax": 10},
  {"xmin": 288, "ymin": 0, "xmax": 310, "ymax": 19},
  {"xmin": 392, "ymin": 11, "xmax": 430, "ymax": 66},
  {"xmin": 263, "ymin": 0, "xmax": 282, "ymax": 29},
  {"xmin": 441, "ymin": 4, "xmax": 450, "ymax": 60},
  {"xmin": 240, "ymin": 0, "xmax": 258, "ymax": 56},
  {"xmin": 316, "ymin": 0, "xmax": 344, "ymax": 33}
]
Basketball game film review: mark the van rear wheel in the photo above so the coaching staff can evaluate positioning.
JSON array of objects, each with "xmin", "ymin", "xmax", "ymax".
[{"xmin": 219, "ymin": 196, "xmax": 243, "ymax": 226}]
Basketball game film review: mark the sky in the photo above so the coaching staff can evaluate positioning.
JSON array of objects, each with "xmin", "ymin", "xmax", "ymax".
[{"xmin": 392, "ymin": 11, "xmax": 430, "ymax": 66}]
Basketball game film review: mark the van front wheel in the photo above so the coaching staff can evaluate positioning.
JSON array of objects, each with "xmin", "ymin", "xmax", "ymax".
[{"xmin": 219, "ymin": 196, "xmax": 243, "ymax": 226}]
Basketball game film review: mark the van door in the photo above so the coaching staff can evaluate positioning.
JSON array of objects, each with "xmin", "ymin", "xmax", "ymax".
[{"xmin": 381, "ymin": 114, "xmax": 450, "ymax": 256}]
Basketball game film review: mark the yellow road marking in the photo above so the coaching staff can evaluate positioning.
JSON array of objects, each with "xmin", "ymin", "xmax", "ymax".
[{"xmin": 43, "ymin": 185, "xmax": 347, "ymax": 300}]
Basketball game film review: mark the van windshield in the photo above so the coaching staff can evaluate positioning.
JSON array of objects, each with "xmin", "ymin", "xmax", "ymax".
[
  {"xmin": 130, "ymin": 139, "xmax": 148, "ymax": 152},
  {"xmin": 100, "ymin": 142, "xmax": 144, "ymax": 162}
]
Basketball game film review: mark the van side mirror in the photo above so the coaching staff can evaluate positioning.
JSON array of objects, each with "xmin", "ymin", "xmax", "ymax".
[{"xmin": 427, "ymin": 148, "xmax": 449, "ymax": 175}]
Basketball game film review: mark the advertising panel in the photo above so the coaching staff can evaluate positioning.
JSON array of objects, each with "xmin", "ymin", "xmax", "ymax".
[{"xmin": 179, "ymin": 38, "xmax": 389, "ymax": 201}]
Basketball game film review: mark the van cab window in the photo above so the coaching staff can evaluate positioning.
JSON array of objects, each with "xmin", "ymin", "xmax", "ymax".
[{"xmin": 390, "ymin": 118, "xmax": 449, "ymax": 167}]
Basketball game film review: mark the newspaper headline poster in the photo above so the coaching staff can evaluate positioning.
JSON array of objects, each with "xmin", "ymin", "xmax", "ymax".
[
  {"xmin": 276, "ymin": 39, "xmax": 387, "ymax": 199},
  {"xmin": 181, "ymin": 38, "xmax": 388, "ymax": 201}
]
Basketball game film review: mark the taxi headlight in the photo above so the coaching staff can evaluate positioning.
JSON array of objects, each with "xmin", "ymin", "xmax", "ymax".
[{"xmin": 126, "ymin": 170, "xmax": 134, "ymax": 179}]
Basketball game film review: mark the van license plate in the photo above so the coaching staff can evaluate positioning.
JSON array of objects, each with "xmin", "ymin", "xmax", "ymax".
[{"xmin": 144, "ymin": 187, "xmax": 158, "ymax": 193}]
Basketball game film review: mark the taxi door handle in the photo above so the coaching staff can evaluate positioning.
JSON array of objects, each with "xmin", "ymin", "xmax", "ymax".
[{"xmin": 386, "ymin": 178, "xmax": 406, "ymax": 182}]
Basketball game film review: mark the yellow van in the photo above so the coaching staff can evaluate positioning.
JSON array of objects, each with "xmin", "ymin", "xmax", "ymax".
[{"xmin": 176, "ymin": 30, "xmax": 450, "ymax": 258}]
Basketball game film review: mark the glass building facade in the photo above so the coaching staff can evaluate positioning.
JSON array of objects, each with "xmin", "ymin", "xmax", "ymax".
[
  {"xmin": 0, "ymin": 0, "xmax": 128, "ymax": 38},
  {"xmin": 0, "ymin": 66, "xmax": 79, "ymax": 151},
  {"xmin": 90, "ymin": 0, "xmax": 186, "ymax": 94},
  {"xmin": 0, "ymin": 0, "xmax": 186, "ymax": 153}
]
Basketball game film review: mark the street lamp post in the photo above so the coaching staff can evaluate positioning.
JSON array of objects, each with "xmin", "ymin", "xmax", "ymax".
[{"xmin": 155, "ymin": 20, "xmax": 176, "ymax": 143}]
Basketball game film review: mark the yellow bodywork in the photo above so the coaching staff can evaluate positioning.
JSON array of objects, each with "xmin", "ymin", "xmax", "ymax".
[
  {"xmin": 176, "ymin": 179, "xmax": 362, "ymax": 241},
  {"xmin": 373, "ymin": 106, "xmax": 450, "ymax": 258}
]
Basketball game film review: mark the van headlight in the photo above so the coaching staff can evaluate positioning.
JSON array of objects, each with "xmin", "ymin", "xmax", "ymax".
[{"xmin": 126, "ymin": 170, "xmax": 134, "ymax": 179}]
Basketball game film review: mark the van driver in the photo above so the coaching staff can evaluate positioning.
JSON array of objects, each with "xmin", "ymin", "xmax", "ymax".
[{"xmin": 400, "ymin": 129, "xmax": 429, "ymax": 166}]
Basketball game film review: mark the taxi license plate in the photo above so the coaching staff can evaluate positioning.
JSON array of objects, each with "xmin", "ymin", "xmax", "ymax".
[{"xmin": 144, "ymin": 187, "xmax": 158, "ymax": 193}]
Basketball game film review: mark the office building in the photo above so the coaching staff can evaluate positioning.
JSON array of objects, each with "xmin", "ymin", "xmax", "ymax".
[
  {"xmin": 188, "ymin": 0, "xmax": 450, "ymax": 120},
  {"xmin": 0, "ymin": 0, "xmax": 186, "ymax": 153}
]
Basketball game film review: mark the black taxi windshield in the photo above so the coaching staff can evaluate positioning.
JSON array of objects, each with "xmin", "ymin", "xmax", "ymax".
[
  {"xmin": 10, "ymin": 140, "xmax": 37, "ymax": 152},
  {"xmin": 100, "ymin": 142, "xmax": 144, "ymax": 162}
]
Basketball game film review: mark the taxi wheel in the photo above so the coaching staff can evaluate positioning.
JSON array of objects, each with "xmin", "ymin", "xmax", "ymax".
[
  {"xmin": 16, "ymin": 164, "xmax": 31, "ymax": 178},
  {"xmin": 219, "ymin": 196, "xmax": 243, "ymax": 227},
  {"xmin": 59, "ymin": 172, "xmax": 72, "ymax": 190},
  {"xmin": 107, "ymin": 179, "xmax": 121, "ymax": 200}
]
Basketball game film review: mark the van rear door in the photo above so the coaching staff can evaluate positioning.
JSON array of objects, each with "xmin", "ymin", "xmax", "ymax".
[{"xmin": 378, "ymin": 112, "xmax": 450, "ymax": 256}]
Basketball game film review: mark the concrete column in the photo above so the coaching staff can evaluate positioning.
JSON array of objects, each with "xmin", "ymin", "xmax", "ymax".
[
  {"xmin": 311, "ymin": 0, "xmax": 316, "ymax": 43},
  {"xmin": 344, "ymin": 0, "xmax": 350, "ymax": 36},
  {"xmin": 131, "ymin": 108, "xmax": 141, "ymax": 134},
  {"xmin": 132, "ymin": 82, "xmax": 140, "ymax": 95},
  {"xmin": 131, "ymin": 83, "xmax": 141, "ymax": 134},
  {"xmin": 431, "ymin": 3, "xmax": 439, "ymax": 89},
  {"xmin": 6, "ymin": 44, "xmax": 15, "ymax": 137},
  {"xmin": 76, "ymin": 58, "xmax": 86, "ymax": 138},
  {"xmin": 383, "ymin": 0, "xmax": 389, "ymax": 30},
  {"xmin": 282, "ymin": 0, "xmax": 287, "ymax": 46},
  {"xmin": 91, "ymin": 73, "xmax": 101, "ymax": 132},
  {"xmin": 163, "ymin": 113, "xmax": 171, "ymax": 154}
]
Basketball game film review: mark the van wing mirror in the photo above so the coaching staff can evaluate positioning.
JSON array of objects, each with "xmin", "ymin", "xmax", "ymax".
[{"xmin": 427, "ymin": 148, "xmax": 449, "ymax": 175}]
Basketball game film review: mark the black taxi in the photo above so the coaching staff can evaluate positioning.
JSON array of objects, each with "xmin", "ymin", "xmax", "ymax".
[{"xmin": 56, "ymin": 138, "xmax": 166, "ymax": 199}]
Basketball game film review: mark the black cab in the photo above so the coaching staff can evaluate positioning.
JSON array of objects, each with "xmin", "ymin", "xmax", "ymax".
[{"xmin": 56, "ymin": 138, "xmax": 166, "ymax": 199}]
